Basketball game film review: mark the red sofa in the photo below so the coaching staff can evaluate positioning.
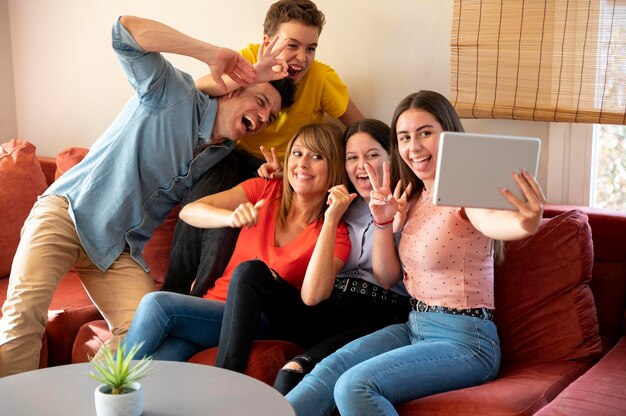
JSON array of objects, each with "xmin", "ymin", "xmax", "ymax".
[
  {"xmin": 0, "ymin": 140, "xmax": 172, "ymax": 367},
  {"xmin": 2, "ymin": 139, "xmax": 625, "ymax": 415}
]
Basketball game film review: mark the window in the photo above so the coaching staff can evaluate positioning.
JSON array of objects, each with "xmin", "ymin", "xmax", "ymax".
[{"xmin": 592, "ymin": 125, "xmax": 626, "ymax": 210}]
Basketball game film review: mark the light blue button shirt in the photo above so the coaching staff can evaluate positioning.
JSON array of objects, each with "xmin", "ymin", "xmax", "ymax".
[
  {"xmin": 338, "ymin": 198, "xmax": 408, "ymax": 296},
  {"xmin": 44, "ymin": 18, "xmax": 233, "ymax": 271}
]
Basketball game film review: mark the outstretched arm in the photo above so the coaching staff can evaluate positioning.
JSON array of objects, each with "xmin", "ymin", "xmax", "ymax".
[
  {"xmin": 465, "ymin": 169, "xmax": 546, "ymax": 240},
  {"xmin": 119, "ymin": 15, "xmax": 255, "ymax": 92},
  {"xmin": 179, "ymin": 185, "xmax": 264, "ymax": 229}
]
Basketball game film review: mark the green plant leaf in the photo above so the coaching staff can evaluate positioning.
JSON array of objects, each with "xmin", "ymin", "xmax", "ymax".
[{"xmin": 87, "ymin": 340, "xmax": 153, "ymax": 394}]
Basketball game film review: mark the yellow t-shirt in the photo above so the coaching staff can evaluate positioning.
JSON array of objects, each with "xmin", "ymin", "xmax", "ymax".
[{"xmin": 235, "ymin": 44, "xmax": 350, "ymax": 160}]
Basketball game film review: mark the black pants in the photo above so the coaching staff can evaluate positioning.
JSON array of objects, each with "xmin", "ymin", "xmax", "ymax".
[
  {"xmin": 214, "ymin": 259, "xmax": 411, "ymax": 391},
  {"xmin": 215, "ymin": 260, "xmax": 329, "ymax": 372},
  {"xmin": 160, "ymin": 150, "xmax": 264, "ymax": 296}
]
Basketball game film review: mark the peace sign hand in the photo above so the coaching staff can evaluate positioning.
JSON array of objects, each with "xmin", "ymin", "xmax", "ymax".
[
  {"xmin": 365, "ymin": 162, "xmax": 399, "ymax": 224},
  {"xmin": 257, "ymin": 146, "xmax": 283, "ymax": 179}
]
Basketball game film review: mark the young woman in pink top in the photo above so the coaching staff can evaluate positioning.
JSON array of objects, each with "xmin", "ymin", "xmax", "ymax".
[{"xmin": 286, "ymin": 90, "xmax": 547, "ymax": 416}]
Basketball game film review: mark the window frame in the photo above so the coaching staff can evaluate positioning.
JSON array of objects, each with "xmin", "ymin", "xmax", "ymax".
[{"xmin": 547, "ymin": 122, "xmax": 594, "ymax": 206}]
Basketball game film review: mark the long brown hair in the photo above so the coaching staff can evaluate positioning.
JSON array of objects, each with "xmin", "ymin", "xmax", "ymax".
[
  {"xmin": 390, "ymin": 91, "xmax": 505, "ymax": 263},
  {"xmin": 389, "ymin": 90, "xmax": 464, "ymax": 204},
  {"xmin": 276, "ymin": 123, "xmax": 346, "ymax": 229}
]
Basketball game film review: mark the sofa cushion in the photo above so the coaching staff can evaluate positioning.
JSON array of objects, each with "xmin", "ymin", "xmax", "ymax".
[
  {"xmin": 72, "ymin": 319, "xmax": 112, "ymax": 363},
  {"xmin": 534, "ymin": 336, "xmax": 626, "ymax": 416},
  {"xmin": 0, "ymin": 140, "xmax": 48, "ymax": 277},
  {"xmin": 54, "ymin": 146, "xmax": 89, "ymax": 180},
  {"xmin": 396, "ymin": 360, "xmax": 590, "ymax": 416},
  {"xmin": 494, "ymin": 209, "xmax": 603, "ymax": 367}
]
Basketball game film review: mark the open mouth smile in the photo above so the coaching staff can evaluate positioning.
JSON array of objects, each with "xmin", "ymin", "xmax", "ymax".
[
  {"xmin": 242, "ymin": 114, "xmax": 257, "ymax": 132},
  {"xmin": 288, "ymin": 64, "xmax": 303, "ymax": 77},
  {"xmin": 411, "ymin": 155, "xmax": 431, "ymax": 171}
]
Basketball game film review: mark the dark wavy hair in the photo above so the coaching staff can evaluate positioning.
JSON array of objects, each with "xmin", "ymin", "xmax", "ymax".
[{"xmin": 269, "ymin": 78, "xmax": 296, "ymax": 109}]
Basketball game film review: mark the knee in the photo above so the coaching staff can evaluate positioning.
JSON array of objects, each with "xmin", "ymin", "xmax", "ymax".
[
  {"xmin": 335, "ymin": 366, "xmax": 381, "ymax": 409},
  {"xmin": 231, "ymin": 260, "xmax": 272, "ymax": 283},
  {"xmin": 334, "ymin": 370, "xmax": 361, "ymax": 406},
  {"xmin": 281, "ymin": 354, "xmax": 313, "ymax": 373},
  {"xmin": 135, "ymin": 291, "xmax": 174, "ymax": 317}
]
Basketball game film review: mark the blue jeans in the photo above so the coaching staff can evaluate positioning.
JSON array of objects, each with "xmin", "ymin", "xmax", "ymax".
[
  {"xmin": 286, "ymin": 310, "xmax": 500, "ymax": 416},
  {"xmin": 123, "ymin": 292, "xmax": 227, "ymax": 361}
]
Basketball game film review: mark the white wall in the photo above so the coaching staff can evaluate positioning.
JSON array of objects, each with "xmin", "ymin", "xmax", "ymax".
[
  {"xmin": 0, "ymin": 0, "xmax": 17, "ymax": 141},
  {"xmin": 4, "ymin": 0, "xmax": 549, "ymax": 183}
]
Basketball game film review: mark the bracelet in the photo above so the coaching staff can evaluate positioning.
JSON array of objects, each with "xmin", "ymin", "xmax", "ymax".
[{"xmin": 374, "ymin": 219, "xmax": 393, "ymax": 230}]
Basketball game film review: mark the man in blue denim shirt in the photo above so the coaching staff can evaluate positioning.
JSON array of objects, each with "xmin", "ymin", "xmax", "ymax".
[{"xmin": 0, "ymin": 15, "xmax": 295, "ymax": 377}]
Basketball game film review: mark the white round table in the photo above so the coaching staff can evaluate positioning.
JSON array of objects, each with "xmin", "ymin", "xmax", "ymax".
[{"xmin": 0, "ymin": 360, "xmax": 295, "ymax": 416}]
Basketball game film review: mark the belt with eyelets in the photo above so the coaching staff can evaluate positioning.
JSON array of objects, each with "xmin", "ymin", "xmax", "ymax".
[
  {"xmin": 410, "ymin": 298, "xmax": 494, "ymax": 320},
  {"xmin": 333, "ymin": 277, "xmax": 406, "ymax": 305}
]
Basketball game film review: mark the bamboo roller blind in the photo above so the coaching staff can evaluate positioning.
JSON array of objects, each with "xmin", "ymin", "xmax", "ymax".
[{"xmin": 451, "ymin": 0, "xmax": 626, "ymax": 125}]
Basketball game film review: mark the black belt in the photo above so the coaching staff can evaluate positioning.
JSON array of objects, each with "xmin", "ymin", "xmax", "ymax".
[
  {"xmin": 410, "ymin": 298, "xmax": 494, "ymax": 321},
  {"xmin": 333, "ymin": 277, "xmax": 406, "ymax": 305}
]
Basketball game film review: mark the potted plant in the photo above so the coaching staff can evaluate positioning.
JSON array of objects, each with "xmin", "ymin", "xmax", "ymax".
[{"xmin": 88, "ymin": 340, "xmax": 153, "ymax": 416}]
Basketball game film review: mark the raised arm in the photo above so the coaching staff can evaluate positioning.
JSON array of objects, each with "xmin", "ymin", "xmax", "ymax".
[
  {"xmin": 465, "ymin": 169, "xmax": 546, "ymax": 240},
  {"xmin": 179, "ymin": 185, "xmax": 264, "ymax": 229},
  {"xmin": 365, "ymin": 162, "xmax": 404, "ymax": 288},
  {"xmin": 300, "ymin": 185, "xmax": 356, "ymax": 306},
  {"xmin": 119, "ymin": 15, "xmax": 255, "ymax": 92}
]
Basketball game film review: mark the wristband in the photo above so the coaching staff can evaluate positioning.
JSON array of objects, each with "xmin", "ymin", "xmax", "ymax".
[{"xmin": 374, "ymin": 218, "xmax": 393, "ymax": 230}]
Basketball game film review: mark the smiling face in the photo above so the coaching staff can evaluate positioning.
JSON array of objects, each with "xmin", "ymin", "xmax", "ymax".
[
  {"xmin": 286, "ymin": 138, "xmax": 329, "ymax": 198},
  {"xmin": 345, "ymin": 132, "xmax": 390, "ymax": 201},
  {"xmin": 264, "ymin": 21, "xmax": 319, "ymax": 84},
  {"xmin": 213, "ymin": 83, "xmax": 281, "ymax": 142},
  {"xmin": 396, "ymin": 108, "xmax": 444, "ymax": 191}
]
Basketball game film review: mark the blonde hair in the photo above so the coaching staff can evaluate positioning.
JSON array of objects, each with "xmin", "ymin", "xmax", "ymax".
[{"xmin": 276, "ymin": 123, "xmax": 346, "ymax": 229}]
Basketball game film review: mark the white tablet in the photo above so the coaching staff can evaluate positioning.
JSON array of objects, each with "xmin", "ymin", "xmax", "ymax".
[{"xmin": 432, "ymin": 132, "xmax": 541, "ymax": 210}]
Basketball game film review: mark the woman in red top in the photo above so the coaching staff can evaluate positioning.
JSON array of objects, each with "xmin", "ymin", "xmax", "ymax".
[{"xmin": 123, "ymin": 123, "xmax": 351, "ymax": 361}]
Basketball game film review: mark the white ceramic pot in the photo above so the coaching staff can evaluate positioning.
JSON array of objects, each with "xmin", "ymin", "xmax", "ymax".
[{"xmin": 94, "ymin": 382, "xmax": 144, "ymax": 416}]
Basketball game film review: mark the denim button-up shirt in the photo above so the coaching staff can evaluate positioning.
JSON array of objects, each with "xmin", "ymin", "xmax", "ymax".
[{"xmin": 44, "ymin": 18, "xmax": 233, "ymax": 271}]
